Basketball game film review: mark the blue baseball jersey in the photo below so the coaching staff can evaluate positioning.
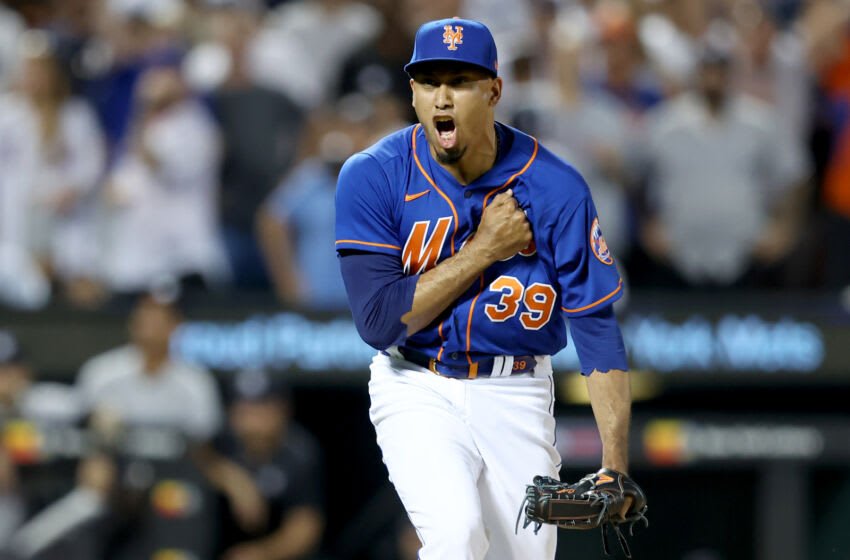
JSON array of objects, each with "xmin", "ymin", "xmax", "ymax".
[{"xmin": 335, "ymin": 123, "xmax": 623, "ymax": 367}]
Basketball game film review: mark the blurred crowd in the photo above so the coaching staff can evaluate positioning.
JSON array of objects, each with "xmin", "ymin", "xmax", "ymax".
[
  {"xmin": 2, "ymin": 1, "xmax": 850, "ymax": 557},
  {"xmin": 0, "ymin": 300, "xmax": 335, "ymax": 560},
  {"xmin": 0, "ymin": 0, "xmax": 849, "ymax": 314}
]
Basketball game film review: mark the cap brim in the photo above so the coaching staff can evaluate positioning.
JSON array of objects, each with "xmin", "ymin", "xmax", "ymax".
[{"xmin": 405, "ymin": 59, "xmax": 496, "ymax": 78}]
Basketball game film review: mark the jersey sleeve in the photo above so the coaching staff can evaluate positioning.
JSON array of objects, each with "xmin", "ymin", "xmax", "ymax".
[
  {"xmin": 335, "ymin": 152, "xmax": 401, "ymax": 256},
  {"xmin": 554, "ymin": 192, "xmax": 624, "ymax": 317}
]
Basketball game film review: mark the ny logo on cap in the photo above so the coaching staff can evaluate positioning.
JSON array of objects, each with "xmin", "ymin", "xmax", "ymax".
[{"xmin": 442, "ymin": 25, "xmax": 463, "ymax": 51}]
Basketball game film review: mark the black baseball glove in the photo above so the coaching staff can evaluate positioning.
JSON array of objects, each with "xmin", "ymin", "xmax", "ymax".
[{"xmin": 517, "ymin": 468, "xmax": 648, "ymax": 558}]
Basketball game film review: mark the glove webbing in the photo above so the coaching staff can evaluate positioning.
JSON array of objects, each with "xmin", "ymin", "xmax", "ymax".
[
  {"xmin": 515, "ymin": 489, "xmax": 649, "ymax": 559},
  {"xmin": 601, "ymin": 508, "xmax": 650, "ymax": 559}
]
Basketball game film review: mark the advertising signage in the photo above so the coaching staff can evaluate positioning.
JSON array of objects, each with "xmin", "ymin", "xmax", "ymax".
[{"xmin": 172, "ymin": 292, "xmax": 849, "ymax": 382}]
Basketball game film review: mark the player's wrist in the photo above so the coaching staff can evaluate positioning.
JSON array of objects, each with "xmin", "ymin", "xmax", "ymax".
[{"xmin": 463, "ymin": 234, "xmax": 499, "ymax": 267}]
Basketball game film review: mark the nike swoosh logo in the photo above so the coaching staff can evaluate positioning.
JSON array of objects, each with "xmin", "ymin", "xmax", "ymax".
[{"xmin": 405, "ymin": 190, "xmax": 430, "ymax": 202}]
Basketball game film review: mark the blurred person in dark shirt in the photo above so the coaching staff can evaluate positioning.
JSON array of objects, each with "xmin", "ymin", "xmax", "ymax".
[
  {"xmin": 337, "ymin": 0, "xmax": 416, "ymax": 119},
  {"xmin": 0, "ymin": 330, "xmax": 86, "ymax": 557},
  {"xmin": 193, "ymin": 0, "xmax": 305, "ymax": 289},
  {"xmin": 214, "ymin": 368, "xmax": 324, "ymax": 560},
  {"xmin": 0, "ymin": 331, "xmax": 30, "ymax": 549}
]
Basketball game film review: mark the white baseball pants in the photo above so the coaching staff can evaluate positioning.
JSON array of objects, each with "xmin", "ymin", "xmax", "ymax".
[{"xmin": 368, "ymin": 353, "xmax": 560, "ymax": 560}]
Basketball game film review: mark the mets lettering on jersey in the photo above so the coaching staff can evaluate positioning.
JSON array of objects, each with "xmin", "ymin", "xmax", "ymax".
[{"xmin": 335, "ymin": 123, "xmax": 623, "ymax": 368}]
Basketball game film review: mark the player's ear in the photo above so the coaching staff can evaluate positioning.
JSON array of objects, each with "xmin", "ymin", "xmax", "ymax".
[
  {"xmin": 489, "ymin": 77, "xmax": 503, "ymax": 106},
  {"xmin": 410, "ymin": 78, "xmax": 416, "ymax": 108}
]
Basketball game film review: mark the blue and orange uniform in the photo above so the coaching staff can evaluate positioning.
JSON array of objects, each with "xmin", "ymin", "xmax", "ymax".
[{"xmin": 335, "ymin": 121, "xmax": 626, "ymax": 376}]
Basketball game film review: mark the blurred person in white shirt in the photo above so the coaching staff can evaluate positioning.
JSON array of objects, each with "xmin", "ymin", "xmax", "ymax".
[
  {"xmin": 103, "ymin": 65, "xmax": 229, "ymax": 294},
  {"xmin": 75, "ymin": 294, "xmax": 267, "ymax": 552},
  {"xmin": 0, "ymin": 86, "xmax": 48, "ymax": 310},
  {"xmin": 640, "ymin": 43, "xmax": 811, "ymax": 288},
  {"xmin": 248, "ymin": 0, "xmax": 381, "ymax": 108},
  {"xmin": 76, "ymin": 293, "xmax": 223, "ymax": 442},
  {"xmin": 13, "ymin": 32, "xmax": 108, "ymax": 308}
]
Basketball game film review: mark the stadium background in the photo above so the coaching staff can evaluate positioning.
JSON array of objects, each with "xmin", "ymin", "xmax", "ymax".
[{"xmin": 1, "ymin": 0, "xmax": 850, "ymax": 559}]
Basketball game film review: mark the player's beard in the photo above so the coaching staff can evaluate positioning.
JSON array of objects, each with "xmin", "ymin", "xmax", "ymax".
[{"xmin": 435, "ymin": 145, "xmax": 466, "ymax": 165}]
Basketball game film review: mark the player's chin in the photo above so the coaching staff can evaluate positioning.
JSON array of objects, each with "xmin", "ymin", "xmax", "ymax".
[{"xmin": 435, "ymin": 144, "xmax": 465, "ymax": 165}]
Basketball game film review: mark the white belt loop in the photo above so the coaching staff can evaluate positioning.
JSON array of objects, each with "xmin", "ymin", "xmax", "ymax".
[
  {"xmin": 500, "ymin": 356, "xmax": 514, "ymax": 377},
  {"xmin": 491, "ymin": 356, "xmax": 504, "ymax": 377}
]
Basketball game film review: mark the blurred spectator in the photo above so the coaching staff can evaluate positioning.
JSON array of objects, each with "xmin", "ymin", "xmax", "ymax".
[
  {"xmin": 0, "ymin": 329, "xmax": 86, "ymax": 558},
  {"xmin": 638, "ymin": 0, "xmax": 716, "ymax": 93},
  {"xmin": 9, "ymin": 293, "xmax": 235, "ymax": 559},
  {"xmin": 257, "ymin": 96, "xmax": 405, "ymax": 310},
  {"xmin": 213, "ymin": 368, "xmax": 324, "ymax": 560},
  {"xmin": 583, "ymin": 0, "xmax": 665, "ymax": 116},
  {"xmin": 508, "ymin": 29, "xmax": 635, "ymax": 259},
  {"xmin": 248, "ymin": 0, "xmax": 381, "ymax": 109},
  {"xmin": 191, "ymin": 1, "xmax": 305, "ymax": 289},
  {"xmin": 337, "ymin": 0, "xmax": 414, "ymax": 111},
  {"xmin": 0, "ymin": 83, "xmax": 48, "ymax": 310},
  {"xmin": 639, "ymin": 43, "xmax": 811, "ymax": 288},
  {"xmin": 0, "ymin": 330, "xmax": 30, "ymax": 549},
  {"xmin": 80, "ymin": 0, "xmax": 187, "ymax": 153},
  {"xmin": 461, "ymin": 0, "xmax": 533, "ymax": 65},
  {"xmin": 732, "ymin": 0, "xmax": 812, "ymax": 142},
  {"xmin": 12, "ymin": 32, "xmax": 107, "ymax": 308},
  {"xmin": 402, "ymin": 0, "xmax": 462, "ymax": 34},
  {"xmin": 369, "ymin": 513, "xmax": 419, "ymax": 560},
  {"xmin": 806, "ymin": 0, "xmax": 850, "ymax": 287},
  {"xmin": 0, "ymin": 2, "xmax": 24, "ymax": 87},
  {"xmin": 77, "ymin": 293, "xmax": 221, "ymax": 441},
  {"xmin": 102, "ymin": 65, "xmax": 229, "ymax": 294}
]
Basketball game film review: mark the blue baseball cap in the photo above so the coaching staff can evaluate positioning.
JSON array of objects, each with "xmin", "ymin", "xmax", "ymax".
[{"xmin": 405, "ymin": 18, "xmax": 498, "ymax": 78}]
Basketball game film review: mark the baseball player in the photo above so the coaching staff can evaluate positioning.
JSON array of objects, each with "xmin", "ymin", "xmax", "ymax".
[{"xmin": 335, "ymin": 18, "xmax": 632, "ymax": 559}]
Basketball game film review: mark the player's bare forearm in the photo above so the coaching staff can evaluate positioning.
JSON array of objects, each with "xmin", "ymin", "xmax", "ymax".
[
  {"xmin": 402, "ymin": 189, "xmax": 531, "ymax": 335},
  {"xmin": 586, "ymin": 369, "xmax": 631, "ymax": 473},
  {"xmin": 401, "ymin": 236, "xmax": 498, "ymax": 335}
]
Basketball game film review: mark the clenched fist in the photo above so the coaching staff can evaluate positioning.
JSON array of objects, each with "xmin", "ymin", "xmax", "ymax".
[{"xmin": 472, "ymin": 189, "xmax": 532, "ymax": 263}]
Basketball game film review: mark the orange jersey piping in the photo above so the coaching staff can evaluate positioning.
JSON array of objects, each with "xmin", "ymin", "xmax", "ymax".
[
  {"xmin": 411, "ymin": 125, "xmax": 459, "ymax": 256},
  {"xmin": 561, "ymin": 278, "xmax": 623, "ymax": 313},
  {"xmin": 464, "ymin": 137, "xmax": 539, "ymax": 366}
]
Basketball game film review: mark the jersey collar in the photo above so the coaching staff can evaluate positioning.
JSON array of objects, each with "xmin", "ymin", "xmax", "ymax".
[{"xmin": 415, "ymin": 122, "xmax": 538, "ymax": 192}]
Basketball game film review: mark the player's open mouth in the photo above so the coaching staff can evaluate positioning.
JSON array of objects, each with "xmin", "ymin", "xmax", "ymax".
[{"xmin": 434, "ymin": 117, "xmax": 457, "ymax": 150}]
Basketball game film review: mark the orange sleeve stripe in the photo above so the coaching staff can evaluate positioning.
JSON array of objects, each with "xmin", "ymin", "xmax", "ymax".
[
  {"xmin": 561, "ymin": 279, "xmax": 623, "ymax": 313},
  {"xmin": 412, "ymin": 125, "xmax": 460, "ymax": 255},
  {"xmin": 336, "ymin": 239, "xmax": 402, "ymax": 250}
]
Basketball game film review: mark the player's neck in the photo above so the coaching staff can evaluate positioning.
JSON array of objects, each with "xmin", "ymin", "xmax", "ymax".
[{"xmin": 433, "ymin": 124, "xmax": 498, "ymax": 186}]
